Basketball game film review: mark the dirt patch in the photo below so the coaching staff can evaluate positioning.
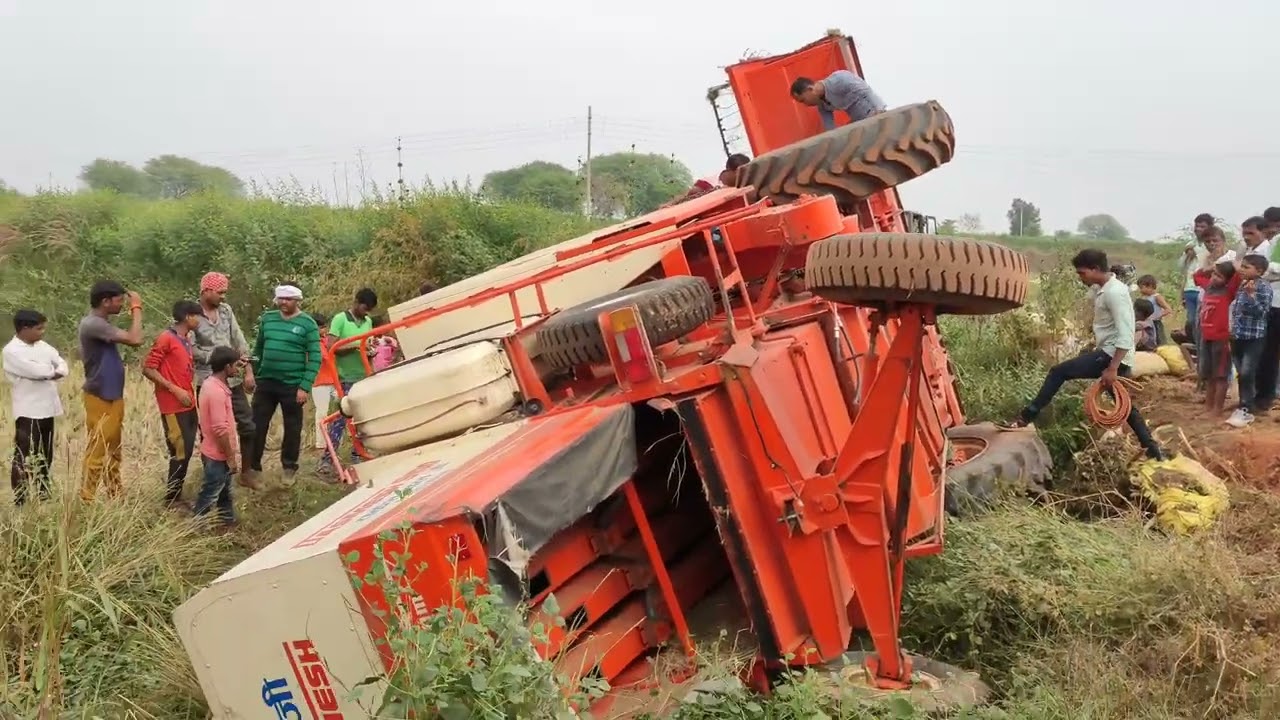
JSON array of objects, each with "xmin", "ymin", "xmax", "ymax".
[{"xmin": 1135, "ymin": 376, "xmax": 1280, "ymax": 493}]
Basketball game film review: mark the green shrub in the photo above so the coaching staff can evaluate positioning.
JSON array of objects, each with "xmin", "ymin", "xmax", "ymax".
[{"xmin": 0, "ymin": 189, "xmax": 599, "ymax": 350}]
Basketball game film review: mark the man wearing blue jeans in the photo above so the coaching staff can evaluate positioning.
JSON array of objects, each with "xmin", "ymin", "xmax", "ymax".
[
  {"xmin": 195, "ymin": 346, "xmax": 243, "ymax": 528},
  {"xmin": 1005, "ymin": 250, "xmax": 1165, "ymax": 461},
  {"xmin": 321, "ymin": 288, "xmax": 378, "ymax": 472}
]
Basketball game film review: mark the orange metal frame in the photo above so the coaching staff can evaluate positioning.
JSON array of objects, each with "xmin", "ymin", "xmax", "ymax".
[
  {"xmin": 321, "ymin": 33, "xmax": 966, "ymax": 696},
  {"xmin": 724, "ymin": 33, "xmax": 910, "ymax": 234}
]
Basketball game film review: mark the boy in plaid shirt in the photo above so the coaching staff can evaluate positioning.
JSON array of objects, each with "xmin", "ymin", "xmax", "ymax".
[{"xmin": 1228, "ymin": 254, "xmax": 1273, "ymax": 427}]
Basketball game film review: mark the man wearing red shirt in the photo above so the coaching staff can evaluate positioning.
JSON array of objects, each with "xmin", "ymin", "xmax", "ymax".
[
  {"xmin": 308, "ymin": 312, "xmax": 338, "ymax": 452},
  {"xmin": 142, "ymin": 300, "xmax": 203, "ymax": 507}
]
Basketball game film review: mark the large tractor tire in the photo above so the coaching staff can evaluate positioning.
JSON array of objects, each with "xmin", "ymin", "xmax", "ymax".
[
  {"xmin": 534, "ymin": 277, "xmax": 714, "ymax": 370},
  {"xmin": 945, "ymin": 422, "xmax": 1053, "ymax": 516},
  {"xmin": 804, "ymin": 233, "xmax": 1029, "ymax": 315},
  {"xmin": 736, "ymin": 101, "xmax": 955, "ymax": 206}
]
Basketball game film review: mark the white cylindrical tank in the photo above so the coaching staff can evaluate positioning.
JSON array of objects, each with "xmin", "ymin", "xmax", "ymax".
[{"xmin": 339, "ymin": 341, "xmax": 520, "ymax": 453}]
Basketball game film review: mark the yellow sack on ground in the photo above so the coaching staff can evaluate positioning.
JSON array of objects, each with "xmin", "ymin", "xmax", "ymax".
[
  {"xmin": 1130, "ymin": 351, "xmax": 1170, "ymax": 378},
  {"xmin": 1155, "ymin": 344, "xmax": 1191, "ymax": 375},
  {"xmin": 1132, "ymin": 455, "xmax": 1229, "ymax": 535}
]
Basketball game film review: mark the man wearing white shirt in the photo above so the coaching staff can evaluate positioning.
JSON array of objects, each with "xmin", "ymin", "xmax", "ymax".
[
  {"xmin": 1236, "ymin": 216, "xmax": 1272, "ymax": 261},
  {"xmin": 2, "ymin": 309, "xmax": 68, "ymax": 505}
]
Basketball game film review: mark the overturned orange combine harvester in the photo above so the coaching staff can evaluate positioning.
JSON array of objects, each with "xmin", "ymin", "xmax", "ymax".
[{"xmin": 175, "ymin": 31, "xmax": 1048, "ymax": 716}]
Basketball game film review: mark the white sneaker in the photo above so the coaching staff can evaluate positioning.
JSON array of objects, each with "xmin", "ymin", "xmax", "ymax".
[{"xmin": 1225, "ymin": 408, "xmax": 1254, "ymax": 428}]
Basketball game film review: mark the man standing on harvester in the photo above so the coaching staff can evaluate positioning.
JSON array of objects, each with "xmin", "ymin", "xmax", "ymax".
[{"xmin": 790, "ymin": 70, "xmax": 887, "ymax": 131}]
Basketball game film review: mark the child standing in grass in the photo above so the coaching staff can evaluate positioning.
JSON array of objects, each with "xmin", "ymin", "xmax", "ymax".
[
  {"xmin": 1226, "ymin": 255, "xmax": 1273, "ymax": 427},
  {"xmin": 1136, "ymin": 275, "xmax": 1172, "ymax": 345},
  {"xmin": 1133, "ymin": 299, "xmax": 1158, "ymax": 351},
  {"xmin": 142, "ymin": 301, "xmax": 203, "ymax": 509},
  {"xmin": 195, "ymin": 346, "xmax": 243, "ymax": 529},
  {"xmin": 3, "ymin": 309, "xmax": 68, "ymax": 505},
  {"xmin": 308, "ymin": 311, "xmax": 337, "ymax": 452},
  {"xmin": 1194, "ymin": 260, "xmax": 1240, "ymax": 416}
]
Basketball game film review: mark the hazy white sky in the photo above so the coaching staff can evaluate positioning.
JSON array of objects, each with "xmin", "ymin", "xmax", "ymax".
[{"xmin": 1, "ymin": 0, "xmax": 1276, "ymax": 238}]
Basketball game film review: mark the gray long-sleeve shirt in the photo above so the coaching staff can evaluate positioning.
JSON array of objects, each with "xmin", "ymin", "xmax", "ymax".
[
  {"xmin": 818, "ymin": 70, "xmax": 887, "ymax": 130},
  {"xmin": 193, "ymin": 303, "xmax": 251, "ymax": 388}
]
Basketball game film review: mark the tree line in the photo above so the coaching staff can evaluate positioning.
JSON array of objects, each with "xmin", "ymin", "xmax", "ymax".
[
  {"xmin": 936, "ymin": 199, "xmax": 1130, "ymax": 241},
  {"xmin": 479, "ymin": 153, "xmax": 692, "ymax": 218},
  {"xmin": 79, "ymin": 156, "xmax": 246, "ymax": 199},
  {"xmin": 11, "ymin": 155, "xmax": 1136, "ymax": 241}
]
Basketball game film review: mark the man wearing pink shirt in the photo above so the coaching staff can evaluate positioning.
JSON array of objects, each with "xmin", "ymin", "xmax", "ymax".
[{"xmin": 194, "ymin": 346, "xmax": 244, "ymax": 528}]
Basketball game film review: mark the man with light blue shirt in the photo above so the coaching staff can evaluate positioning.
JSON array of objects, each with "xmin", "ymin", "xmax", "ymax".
[
  {"xmin": 790, "ymin": 71, "xmax": 887, "ymax": 132},
  {"xmin": 1004, "ymin": 249, "xmax": 1165, "ymax": 460}
]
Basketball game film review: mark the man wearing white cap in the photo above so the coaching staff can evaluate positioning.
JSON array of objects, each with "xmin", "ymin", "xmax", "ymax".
[{"xmin": 249, "ymin": 284, "xmax": 322, "ymax": 481}]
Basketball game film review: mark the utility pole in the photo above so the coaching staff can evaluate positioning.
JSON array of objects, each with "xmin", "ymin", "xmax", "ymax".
[
  {"xmin": 356, "ymin": 149, "xmax": 368, "ymax": 202},
  {"xmin": 343, "ymin": 161, "xmax": 350, "ymax": 207},
  {"xmin": 331, "ymin": 162, "xmax": 340, "ymax": 206},
  {"xmin": 396, "ymin": 136, "xmax": 405, "ymax": 204},
  {"xmin": 584, "ymin": 106, "xmax": 593, "ymax": 217}
]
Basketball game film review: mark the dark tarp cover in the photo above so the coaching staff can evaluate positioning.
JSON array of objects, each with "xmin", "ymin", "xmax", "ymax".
[{"xmin": 481, "ymin": 404, "xmax": 636, "ymax": 602}]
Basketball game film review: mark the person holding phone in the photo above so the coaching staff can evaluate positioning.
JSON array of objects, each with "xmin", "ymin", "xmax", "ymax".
[{"xmin": 78, "ymin": 280, "xmax": 144, "ymax": 501}]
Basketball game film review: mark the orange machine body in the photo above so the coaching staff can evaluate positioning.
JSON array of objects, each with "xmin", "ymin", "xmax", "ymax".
[{"xmin": 319, "ymin": 35, "xmax": 963, "ymax": 712}]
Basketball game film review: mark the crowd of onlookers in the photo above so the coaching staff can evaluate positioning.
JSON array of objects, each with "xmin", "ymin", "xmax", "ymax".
[
  {"xmin": 1166, "ymin": 209, "xmax": 1280, "ymax": 428},
  {"xmin": 965, "ymin": 209, "xmax": 1280, "ymax": 465},
  {"xmin": 2, "ymin": 272, "xmax": 407, "ymax": 530}
]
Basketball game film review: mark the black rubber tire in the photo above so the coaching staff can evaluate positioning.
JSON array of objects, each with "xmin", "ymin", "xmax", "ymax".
[
  {"xmin": 736, "ymin": 101, "xmax": 955, "ymax": 206},
  {"xmin": 804, "ymin": 233, "xmax": 1029, "ymax": 315},
  {"xmin": 814, "ymin": 651, "xmax": 991, "ymax": 712},
  {"xmin": 945, "ymin": 422, "xmax": 1053, "ymax": 516},
  {"xmin": 534, "ymin": 277, "xmax": 714, "ymax": 370}
]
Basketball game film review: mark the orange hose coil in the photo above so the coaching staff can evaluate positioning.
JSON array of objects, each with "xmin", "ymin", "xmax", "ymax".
[{"xmin": 1083, "ymin": 378, "xmax": 1135, "ymax": 429}]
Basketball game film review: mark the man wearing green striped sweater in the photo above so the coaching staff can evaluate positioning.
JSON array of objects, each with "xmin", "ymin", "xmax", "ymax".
[{"xmin": 250, "ymin": 285, "xmax": 322, "ymax": 480}]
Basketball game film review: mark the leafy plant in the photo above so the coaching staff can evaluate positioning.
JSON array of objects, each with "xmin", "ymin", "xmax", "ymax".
[{"xmin": 343, "ymin": 532, "xmax": 607, "ymax": 719}]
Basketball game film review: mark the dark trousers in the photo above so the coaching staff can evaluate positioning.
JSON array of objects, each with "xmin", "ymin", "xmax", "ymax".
[
  {"xmin": 195, "ymin": 382, "xmax": 255, "ymax": 469},
  {"xmin": 1020, "ymin": 349, "xmax": 1161, "ymax": 458},
  {"xmin": 251, "ymin": 378, "xmax": 304, "ymax": 471},
  {"xmin": 1231, "ymin": 337, "xmax": 1266, "ymax": 412},
  {"xmin": 194, "ymin": 455, "xmax": 235, "ymax": 523},
  {"xmin": 1183, "ymin": 290, "xmax": 1201, "ymax": 344},
  {"xmin": 11, "ymin": 416, "xmax": 54, "ymax": 505},
  {"xmin": 1255, "ymin": 307, "xmax": 1280, "ymax": 406},
  {"xmin": 161, "ymin": 409, "xmax": 199, "ymax": 502}
]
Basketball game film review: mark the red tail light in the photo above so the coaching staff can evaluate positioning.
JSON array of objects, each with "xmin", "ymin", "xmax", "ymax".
[{"xmin": 606, "ymin": 307, "xmax": 655, "ymax": 384}]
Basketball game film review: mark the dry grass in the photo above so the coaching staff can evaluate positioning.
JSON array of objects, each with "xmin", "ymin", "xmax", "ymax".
[
  {"xmin": 901, "ymin": 494, "xmax": 1280, "ymax": 719},
  {"xmin": 0, "ymin": 366, "xmax": 347, "ymax": 718}
]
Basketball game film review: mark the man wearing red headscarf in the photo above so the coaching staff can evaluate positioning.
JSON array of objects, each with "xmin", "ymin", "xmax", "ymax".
[{"xmin": 192, "ymin": 271, "xmax": 261, "ymax": 490}]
